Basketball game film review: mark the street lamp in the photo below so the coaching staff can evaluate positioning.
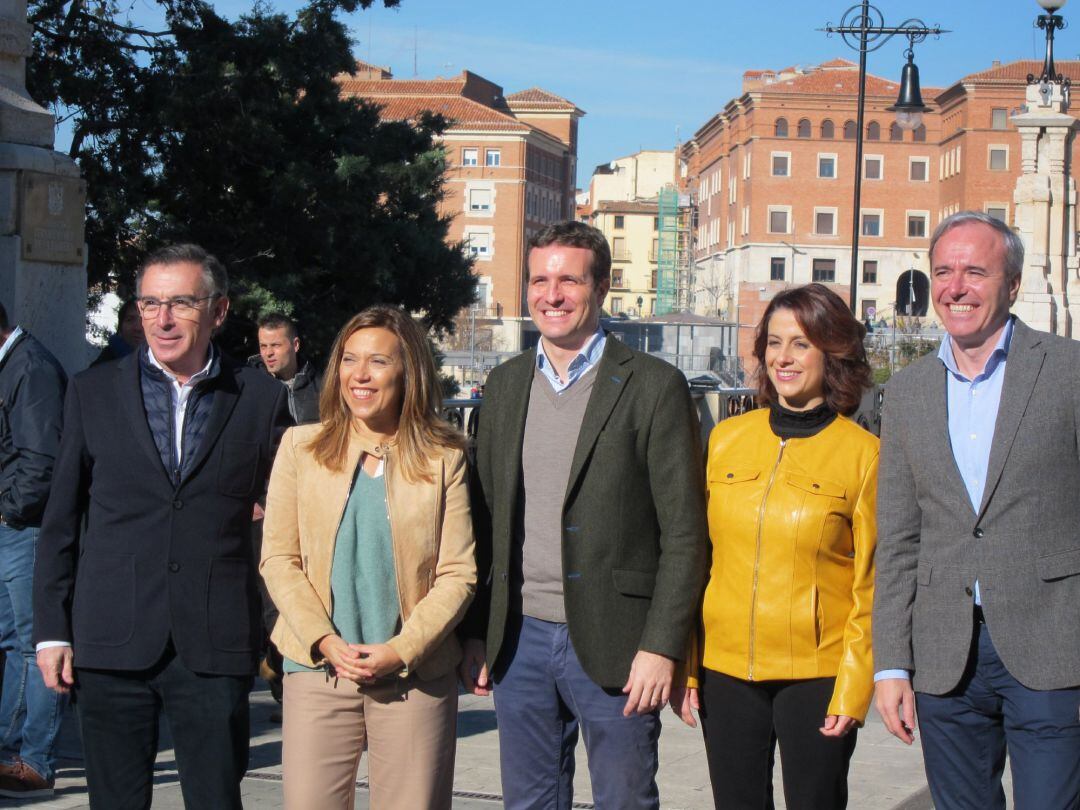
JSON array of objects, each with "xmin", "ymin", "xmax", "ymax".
[
  {"xmin": 1030, "ymin": 0, "xmax": 1070, "ymax": 100},
  {"xmin": 822, "ymin": 2, "xmax": 947, "ymax": 314}
]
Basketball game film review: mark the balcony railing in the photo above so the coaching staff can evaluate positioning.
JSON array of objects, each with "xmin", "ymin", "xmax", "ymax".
[
  {"xmin": 612, "ymin": 249, "xmax": 632, "ymax": 262},
  {"xmin": 468, "ymin": 303, "xmax": 503, "ymax": 319}
]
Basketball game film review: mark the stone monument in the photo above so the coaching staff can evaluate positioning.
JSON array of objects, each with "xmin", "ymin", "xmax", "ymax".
[{"xmin": 0, "ymin": 0, "xmax": 86, "ymax": 370}]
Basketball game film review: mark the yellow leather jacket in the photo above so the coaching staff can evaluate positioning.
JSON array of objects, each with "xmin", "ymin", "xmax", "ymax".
[{"xmin": 693, "ymin": 407, "xmax": 879, "ymax": 721}]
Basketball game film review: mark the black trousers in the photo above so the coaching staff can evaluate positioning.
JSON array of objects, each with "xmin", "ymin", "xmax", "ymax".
[
  {"xmin": 74, "ymin": 646, "xmax": 252, "ymax": 810},
  {"xmin": 699, "ymin": 669, "xmax": 857, "ymax": 810}
]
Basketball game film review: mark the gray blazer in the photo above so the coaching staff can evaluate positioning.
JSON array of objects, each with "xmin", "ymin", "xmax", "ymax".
[{"xmin": 873, "ymin": 318, "xmax": 1080, "ymax": 694}]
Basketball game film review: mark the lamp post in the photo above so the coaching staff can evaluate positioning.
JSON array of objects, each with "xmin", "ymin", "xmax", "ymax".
[
  {"xmin": 1029, "ymin": 0, "xmax": 1070, "ymax": 99},
  {"xmin": 822, "ymin": 3, "xmax": 947, "ymax": 314}
]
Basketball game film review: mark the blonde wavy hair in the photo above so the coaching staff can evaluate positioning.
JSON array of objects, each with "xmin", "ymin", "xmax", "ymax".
[{"xmin": 311, "ymin": 306, "xmax": 464, "ymax": 481}]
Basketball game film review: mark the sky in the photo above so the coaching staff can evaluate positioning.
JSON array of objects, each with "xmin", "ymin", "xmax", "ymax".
[{"xmin": 88, "ymin": 0, "xmax": 1077, "ymax": 187}]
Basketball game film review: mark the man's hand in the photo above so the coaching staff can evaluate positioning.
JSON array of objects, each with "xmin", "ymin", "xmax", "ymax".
[
  {"xmin": 252, "ymin": 503, "xmax": 265, "ymax": 521},
  {"xmin": 820, "ymin": 714, "xmax": 858, "ymax": 737},
  {"xmin": 458, "ymin": 638, "xmax": 491, "ymax": 696},
  {"xmin": 669, "ymin": 683, "xmax": 699, "ymax": 728},
  {"xmin": 36, "ymin": 647, "xmax": 75, "ymax": 694},
  {"xmin": 875, "ymin": 678, "xmax": 917, "ymax": 745},
  {"xmin": 622, "ymin": 651, "xmax": 675, "ymax": 717}
]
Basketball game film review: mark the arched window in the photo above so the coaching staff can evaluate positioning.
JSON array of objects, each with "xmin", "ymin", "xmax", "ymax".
[
  {"xmin": 797, "ymin": 118, "xmax": 811, "ymax": 138},
  {"xmin": 889, "ymin": 122, "xmax": 904, "ymax": 141},
  {"xmin": 775, "ymin": 118, "xmax": 789, "ymax": 137},
  {"xmin": 867, "ymin": 121, "xmax": 881, "ymax": 141},
  {"xmin": 821, "ymin": 119, "xmax": 835, "ymax": 139},
  {"xmin": 913, "ymin": 124, "xmax": 927, "ymax": 142},
  {"xmin": 843, "ymin": 120, "xmax": 857, "ymax": 140},
  {"xmin": 896, "ymin": 269, "xmax": 930, "ymax": 316}
]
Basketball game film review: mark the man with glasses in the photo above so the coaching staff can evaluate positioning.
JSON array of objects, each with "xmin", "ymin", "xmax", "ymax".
[{"xmin": 33, "ymin": 244, "xmax": 290, "ymax": 809}]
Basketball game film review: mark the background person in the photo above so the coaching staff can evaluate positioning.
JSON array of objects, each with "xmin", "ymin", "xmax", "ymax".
[
  {"xmin": 91, "ymin": 298, "xmax": 144, "ymax": 366},
  {"xmin": 249, "ymin": 312, "xmax": 321, "ymax": 425},
  {"xmin": 260, "ymin": 305, "xmax": 475, "ymax": 810},
  {"xmin": 0, "ymin": 303, "xmax": 67, "ymax": 798},
  {"xmin": 673, "ymin": 284, "xmax": 878, "ymax": 810}
]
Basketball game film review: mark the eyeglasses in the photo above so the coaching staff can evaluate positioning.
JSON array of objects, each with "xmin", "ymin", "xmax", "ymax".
[{"xmin": 137, "ymin": 295, "xmax": 219, "ymax": 319}]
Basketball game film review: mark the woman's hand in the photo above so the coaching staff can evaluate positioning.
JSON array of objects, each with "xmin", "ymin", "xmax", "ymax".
[
  {"xmin": 820, "ymin": 714, "xmax": 858, "ymax": 737},
  {"xmin": 669, "ymin": 684, "xmax": 699, "ymax": 728},
  {"xmin": 352, "ymin": 643, "xmax": 405, "ymax": 681},
  {"xmin": 316, "ymin": 634, "xmax": 367, "ymax": 682}
]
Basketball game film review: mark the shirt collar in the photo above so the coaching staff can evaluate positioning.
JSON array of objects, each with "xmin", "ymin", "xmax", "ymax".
[
  {"xmin": 938, "ymin": 317, "xmax": 1014, "ymax": 381},
  {"xmin": 536, "ymin": 328, "xmax": 606, "ymax": 377},
  {"xmin": 147, "ymin": 343, "xmax": 217, "ymax": 387},
  {"xmin": 0, "ymin": 326, "xmax": 24, "ymax": 365}
]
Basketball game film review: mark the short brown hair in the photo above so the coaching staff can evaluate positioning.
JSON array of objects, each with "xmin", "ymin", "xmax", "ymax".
[
  {"xmin": 527, "ymin": 221, "xmax": 611, "ymax": 285},
  {"xmin": 311, "ymin": 306, "xmax": 463, "ymax": 480},
  {"xmin": 752, "ymin": 284, "xmax": 871, "ymax": 416}
]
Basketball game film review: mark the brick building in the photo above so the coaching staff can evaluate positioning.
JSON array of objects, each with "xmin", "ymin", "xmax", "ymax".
[
  {"xmin": 681, "ymin": 58, "xmax": 1080, "ymax": 366},
  {"xmin": 338, "ymin": 63, "xmax": 583, "ymax": 351}
]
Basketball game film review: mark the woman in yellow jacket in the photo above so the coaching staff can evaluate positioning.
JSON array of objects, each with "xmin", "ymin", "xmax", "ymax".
[
  {"xmin": 260, "ymin": 306, "xmax": 476, "ymax": 810},
  {"xmin": 673, "ymin": 284, "xmax": 879, "ymax": 810}
]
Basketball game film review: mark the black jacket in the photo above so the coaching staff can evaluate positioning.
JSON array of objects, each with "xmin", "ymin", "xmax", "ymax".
[
  {"xmin": 247, "ymin": 355, "xmax": 322, "ymax": 425},
  {"xmin": 32, "ymin": 348, "xmax": 291, "ymax": 675},
  {"xmin": 0, "ymin": 331, "xmax": 66, "ymax": 528}
]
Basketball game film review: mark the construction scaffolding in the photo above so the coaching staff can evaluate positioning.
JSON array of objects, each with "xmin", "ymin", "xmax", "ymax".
[{"xmin": 656, "ymin": 186, "xmax": 692, "ymax": 314}]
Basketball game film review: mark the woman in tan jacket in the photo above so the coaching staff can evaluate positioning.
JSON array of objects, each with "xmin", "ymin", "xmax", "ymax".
[
  {"xmin": 673, "ymin": 284, "xmax": 879, "ymax": 810},
  {"xmin": 260, "ymin": 305, "xmax": 475, "ymax": 810}
]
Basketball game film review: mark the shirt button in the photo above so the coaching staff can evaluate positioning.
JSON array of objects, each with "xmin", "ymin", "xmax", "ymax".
[
  {"xmin": 173, "ymin": 499, "xmax": 183, "ymax": 510},
  {"xmin": 969, "ymin": 433, "xmax": 977, "ymax": 440},
  {"xmin": 973, "ymin": 528, "xmax": 984, "ymax": 539},
  {"xmin": 168, "ymin": 562, "xmax": 180, "ymax": 573}
]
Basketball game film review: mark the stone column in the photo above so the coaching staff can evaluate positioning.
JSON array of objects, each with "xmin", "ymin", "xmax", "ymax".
[
  {"xmin": 0, "ymin": 0, "xmax": 86, "ymax": 371},
  {"xmin": 1011, "ymin": 81, "xmax": 1078, "ymax": 338}
]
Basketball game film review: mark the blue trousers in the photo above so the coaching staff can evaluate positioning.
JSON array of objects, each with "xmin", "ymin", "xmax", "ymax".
[
  {"xmin": 492, "ymin": 615, "xmax": 660, "ymax": 810},
  {"xmin": 0, "ymin": 525, "xmax": 65, "ymax": 780},
  {"xmin": 917, "ymin": 622, "xmax": 1080, "ymax": 810}
]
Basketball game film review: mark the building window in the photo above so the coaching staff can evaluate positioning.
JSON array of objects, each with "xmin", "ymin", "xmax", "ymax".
[
  {"xmin": 862, "ymin": 212, "xmax": 881, "ymax": 237},
  {"xmin": 867, "ymin": 121, "xmax": 881, "ymax": 141},
  {"xmin": 907, "ymin": 212, "xmax": 929, "ymax": 238},
  {"xmin": 862, "ymin": 260, "xmax": 878, "ymax": 284},
  {"xmin": 485, "ymin": 149, "xmax": 501, "ymax": 167},
  {"xmin": 653, "ymin": 216, "xmax": 659, "ymax": 230},
  {"xmin": 771, "ymin": 152, "xmax": 790, "ymax": 177},
  {"xmin": 610, "ymin": 297, "xmax": 623, "ymax": 314},
  {"xmin": 818, "ymin": 154, "xmax": 836, "ymax": 179},
  {"xmin": 812, "ymin": 258, "xmax": 836, "ymax": 282},
  {"xmin": 991, "ymin": 108, "xmax": 1008, "ymax": 130},
  {"xmin": 815, "ymin": 209, "xmax": 836, "ymax": 236},
  {"xmin": 650, "ymin": 269, "xmax": 658, "ymax": 289},
  {"xmin": 864, "ymin": 155, "xmax": 882, "ymax": 180},
  {"xmin": 797, "ymin": 118, "xmax": 811, "ymax": 138},
  {"xmin": 821, "ymin": 119, "xmax": 835, "ymax": 139},
  {"xmin": 462, "ymin": 148, "xmax": 478, "ymax": 167},
  {"xmin": 861, "ymin": 299, "xmax": 877, "ymax": 319},
  {"xmin": 465, "ymin": 231, "xmax": 491, "ymax": 257},
  {"xmin": 612, "ymin": 268, "xmax": 624, "ymax": 287},
  {"xmin": 989, "ymin": 146, "xmax": 1009, "ymax": 171},
  {"xmin": 890, "ymin": 122, "xmax": 903, "ymax": 141},
  {"xmin": 743, "ymin": 153, "xmax": 751, "ymax": 179},
  {"xmin": 986, "ymin": 205, "xmax": 1008, "ymax": 223},
  {"xmin": 770, "ymin": 257, "xmax": 786, "ymax": 281},
  {"xmin": 768, "ymin": 207, "xmax": 790, "ymax": 234},
  {"xmin": 614, "ymin": 215, "xmax": 625, "ymax": 229},
  {"xmin": 612, "ymin": 236, "xmax": 629, "ymax": 260},
  {"xmin": 843, "ymin": 120, "xmax": 857, "ymax": 140},
  {"xmin": 775, "ymin": 118, "xmax": 789, "ymax": 137},
  {"xmin": 468, "ymin": 188, "xmax": 492, "ymax": 212},
  {"xmin": 909, "ymin": 158, "xmax": 929, "ymax": 181},
  {"xmin": 913, "ymin": 124, "xmax": 927, "ymax": 142}
]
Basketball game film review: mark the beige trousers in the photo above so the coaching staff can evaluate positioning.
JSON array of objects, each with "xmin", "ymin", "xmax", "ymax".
[{"xmin": 282, "ymin": 670, "xmax": 458, "ymax": 810}]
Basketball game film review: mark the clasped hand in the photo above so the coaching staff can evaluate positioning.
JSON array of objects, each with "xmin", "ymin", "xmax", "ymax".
[{"xmin": 316, "ymin": 635, "xmax": 403, "ymax": 683}]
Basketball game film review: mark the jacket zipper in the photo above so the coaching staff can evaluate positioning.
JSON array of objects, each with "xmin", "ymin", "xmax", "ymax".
[
  {"xmin": 382, "ymin": 448, "xmax": 409, "ymax": 625},
  {"xmin": 748, "ymin": 438, "xmax": 787, "ymax": 681}
]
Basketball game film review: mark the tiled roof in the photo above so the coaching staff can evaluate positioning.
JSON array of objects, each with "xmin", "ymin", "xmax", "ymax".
[
  {"xmin": 769, "ymin": 69, "xmax": 900, "ymax": 96},
  {"xmin": 506, "ymin": 87, "xmax": 579, "ymax": 110},
  {"xmin": 818, "ymin": 58, "xmax": 858, "ymax": 69},
  {"xmin": 961, "ymin": 59, "xmax": 1080, "ymax": 83},
  {"xmin": 353, "ymin": 95, "xmax": 530, "ymax": 132},
  {"xmin": 337, "ymin": 77, "xmax": 467, "ymax": 96}
]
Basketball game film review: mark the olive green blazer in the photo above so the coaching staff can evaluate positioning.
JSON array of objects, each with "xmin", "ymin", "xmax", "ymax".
[{"xmin": 465, "ymin": 337, "xmax": 708, "ymax": 688}]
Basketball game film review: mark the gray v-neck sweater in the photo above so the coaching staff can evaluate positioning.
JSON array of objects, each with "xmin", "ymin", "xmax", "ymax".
[{"xmin": 518, "ymin": 364, "xmax": 598, "ymax": 623}]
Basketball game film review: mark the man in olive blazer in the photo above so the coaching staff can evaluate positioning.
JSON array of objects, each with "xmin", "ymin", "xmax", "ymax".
[
  {"xmin": 460, "ymin": 222, "xmax": 707, "ymax": 810},
  {"xmin": 873, "ymin": 212, "xmax": 1080, "ymax": 809}
]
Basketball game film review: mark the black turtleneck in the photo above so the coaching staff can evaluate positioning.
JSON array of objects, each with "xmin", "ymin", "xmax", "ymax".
[{"xmin": 768, "ymin": 400, "xmax": 837, "ymax": 440}]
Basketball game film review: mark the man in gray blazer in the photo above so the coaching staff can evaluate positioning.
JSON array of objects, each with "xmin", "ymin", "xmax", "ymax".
[
  {"xmin": 873, "ymin": 211, "xmax": 1080, "ymax": 809},
  {"xmin": 459, "ymin": 221, "xmax": 707, "ymax": 809}
]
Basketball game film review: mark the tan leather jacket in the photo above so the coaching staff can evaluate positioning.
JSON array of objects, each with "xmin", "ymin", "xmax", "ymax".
[
  {"xmin": 695, "ymin": 408, "xmax": 879, "ymax": 721},
  {"xmin": 260, "ymin": 424, "xmax": 476, "ymax": 680}
]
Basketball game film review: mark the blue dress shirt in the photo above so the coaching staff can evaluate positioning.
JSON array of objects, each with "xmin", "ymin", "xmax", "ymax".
[
  {"xmin": 535, "ymin": 329, "xmax": 606, "ymax": 393},
  {"xmin": 874, "ymin": 318, "xmax": 1014, "ymax": 683}
]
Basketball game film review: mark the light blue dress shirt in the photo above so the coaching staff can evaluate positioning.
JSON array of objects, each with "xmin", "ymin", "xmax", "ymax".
[
  {"xmin": 0, "ymin": 326, "xmax": 23, "ymax": 365},
  {"xmin": 535, "ymin": 328, "xmax": 606, "ymax": 393},
  {"xmin": 875, "ymin": 318, "xmax": 1014, "ymax": 683}
]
